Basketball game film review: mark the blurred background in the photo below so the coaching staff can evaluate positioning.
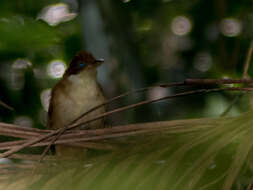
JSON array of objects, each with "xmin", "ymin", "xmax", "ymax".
[{"xmin": 0, "ymin": 0, "xmax": 252, "ymax": 130}]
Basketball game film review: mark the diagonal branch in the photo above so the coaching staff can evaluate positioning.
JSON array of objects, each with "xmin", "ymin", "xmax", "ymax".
[
  {"xmin": 40, "ymin": 78, "xmax": 253, "ymax": 160},
  {"xmin": 1, "ymin": 86, "xmax": 253, "ymax": 158},
  {"xmin": 243, "ymin": 41, "xmax": 253, "ymax": 78},
  {"xmin": 0, "ymin": 100, "xmax": 14, "ymax": 111}
]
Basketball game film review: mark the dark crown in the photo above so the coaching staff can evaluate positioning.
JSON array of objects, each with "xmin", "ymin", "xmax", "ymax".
[{"xmin": 63, "ymin": 51, "xmax": 98, "ymax": 77}]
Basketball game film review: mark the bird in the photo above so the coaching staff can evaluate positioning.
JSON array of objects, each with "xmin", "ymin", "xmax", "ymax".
[{"xmin": 46, "ymin": 51, "xmax": 106, "ymax": 158}]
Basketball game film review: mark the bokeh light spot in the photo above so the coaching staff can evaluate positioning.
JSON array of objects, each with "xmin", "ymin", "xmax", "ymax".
[
  {"xmin": 194, "ymin": 52, "xmax": 212, "ymax": 72},
  {"xmin": 33, "ymin": 67, "xmax": 46, "ymax": 79},
  {"xmin": 147, "ymin": 87, "xmax": 170, "ymax": 101},
  {"xmin": 0, "ymin": 18, "xmax": 9, "ymax": 23},
  {"xmin": 12, "ymin": 59, "xmax": 32, "ymax": 69},
  {"xmin": 0, "ymin": 158, "xmax": 12, "ymax": 164},
  {"xmin": 220, "ymin": 18, "xmax": 242, "ymax": 37},
  {"xmin": 47, "ymin": 60, "xmax": 66, "ymax": 78},
  {"xmin": 39, "ymin": 109, "xmax": 47, "ymax": 126},
  {"xmin": 171, "ymin": 16, "xmax": 192, "ymax": 36},
  {"xmin": 40, "ymin": 89, "xmax": 51, "ymax": 111},
  {"xmin": 38, "ymin": 3, "xmax": 77, "ymax": 26},
  {"xmin": 10, "ymin": 59, "xmax": 31, "ymax": 91},
  {"xmin": 138, "ymin": 20, "xmax": 153, "ymax": 32},
  {"xmin": 14, "ymin": 116, "xmax": 33, "ymax": 128}
]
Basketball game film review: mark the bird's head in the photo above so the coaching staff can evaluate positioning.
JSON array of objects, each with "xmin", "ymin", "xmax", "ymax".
[{"xmin": 63, "ymin": 51, "xmax": 104, "ymax": 77}]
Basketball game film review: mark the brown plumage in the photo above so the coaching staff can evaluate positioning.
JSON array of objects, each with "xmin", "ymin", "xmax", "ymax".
[{"xmin": 47, "ymin": 51, "xmax": 106, "ymax": 157}]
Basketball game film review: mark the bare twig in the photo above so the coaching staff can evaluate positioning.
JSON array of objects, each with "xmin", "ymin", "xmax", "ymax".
[
  {"xmin": 220, "ymin": 42, "xmax": 253, "ymax": 116},
  {"xmin": 73, "ymin": 78, "xmax": 253, "ymax": 126},
  {"xmin": 220, "ymin": 94, "xmax": 243, "ymax": 117},
  {"xmin": 0, "ymin": 140, "xmax": 114, "ymax": 151},
  {"xmin": 70, "ymin": 82, "xmax": 185, "ymax": 125},
  {"xmin": 0, "ymin": 100, "xmax": 13, "ymax": 111},
  {"xmin": 0, "ymin": 118, "xmax": 217, "ymax": 151},
  {"xmin": 39, "ymin": 82, "xmax": 185, "ymax": 161},
  {"xmin": 40, "ymin": 78, "xmax": 253, "ymax": 160},
  {"xmin": 72, "ymin": 87, "xmax": 252, "ymax": 131},
  {"xmin": 1, "ymin": 78, "xmax": 253, "ymax": 159},
  {"xmin": 243, "ymin": 41, "xmax": 253, "ymax": 78},
  {"xmin": 68, "ymin": 78, "xmax": 253, "ymax": 129},
  {"xmin": 0, "ymin": 122, "xmax": 50, "ymax": 133},
  {"xmin": 247, "ymin": 177, "xmax": 253, "ymax": 190},
  {"xmin": 1, "ymin": 86, "xmax": 253, "ymax": 159},
  {"xmin": 8, "ymin": 153, "xmax": 54, "ymax": 161},
  {"xmin": 39, "ymin": 128, "xmax": 64, "ymax": 162},
  {"xmin": 181, "ymin": 78, "xmax": 253, "ymax": 86},
  {"xmin": 0, "ymin": 118, "xmax": 217, "ymax": 150},
  {"xmin": 0, "ymin": 125, "xmax": 44, "ymax": 139}
]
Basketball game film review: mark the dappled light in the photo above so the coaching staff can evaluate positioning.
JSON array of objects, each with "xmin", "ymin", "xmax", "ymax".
[
  {"xmin": 220, "ymin": 18, "xmax": 242, "ymax": 37},
  {"xmin": 12, "ymin": 59, "xmax": 32, "ymax": 69},
  {"xmin": 38, "ymin": 3, "xmax": 77, "ymax": 26},
  {"xmin": 193, "ymin": 52, "xmax": 212, "ymax": 72},
  {"xmin": 171, "ymin": 16, "xmax": 192, "ymax": 36},
  {"xmin": 147, "ymin": 87, "xmax": 170, "ymax": 101},
  {"xmin": 13, "ymin": 116, "xmax": 33, "ymax": 128},
  {"xmin": 47, "ymin": 59, "xmax": 66, "ymax": 79}
]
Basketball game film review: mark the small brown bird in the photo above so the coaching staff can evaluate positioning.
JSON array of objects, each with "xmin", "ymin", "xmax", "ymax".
[{"xmin": 47, "ymin": 51, "xmax": 106, "ymax": 157}]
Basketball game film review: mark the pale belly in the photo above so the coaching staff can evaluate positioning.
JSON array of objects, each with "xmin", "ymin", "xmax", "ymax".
[{"xmin": 51, "ymin": 73, "xmax": 105, "ymax": 129}]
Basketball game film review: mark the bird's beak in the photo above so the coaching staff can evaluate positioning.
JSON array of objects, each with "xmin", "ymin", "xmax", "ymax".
[{"xmin": 94, "ymin": 59, "xmax": 104, "ymax": 67}]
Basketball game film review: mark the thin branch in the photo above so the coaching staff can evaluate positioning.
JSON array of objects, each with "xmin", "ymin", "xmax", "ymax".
[
  {"xmin": 8, "ymin": 153, "xmax": 54, "ymax": 161},
  {"xmin": 220, "ymin": 94, "xmax": 243, "ymax": 117},
  {"xmin": 40, "ymin": 82, "xmax": 185, "ymax": 161},
  {"xmin": 220, "ymin": 43, "xmax": 253, "ymax": 116},
  {"xmin": 1, "ymin": 79, "xmax": 253, "ymax": 158},
  {"xmin": 0, "ymin": 122, "xmax": 50, "ymax": 133},
  {"xmin": 243, "ymin": 41, "xmax": 253, "ymax": 78},
  {"xmin": 1, "ymin": 86, "xmax": 253, "ymax": 159},
  {"xmin": 182, "ymin": 78, "xmax": 253, "ymax": 86},
  {"xmin": 39, "ymin": 78, "xmax": 253, "ymax": 160},
  {"xmin": 0, "ymin": 126, "xmax": 43, "ymax": 139},
  {"xmin": 0, "ymin": 163, "xmax": 35, "ymax": 169},
  {"xmin": 39, "ymin": 128, "xmax": 64, "ymax": 162},
  {"xmin": 0, "ymin": 140, "xmax": 26, "ymax": 149},
  {"xmin": 246, "ymin": 176, "xmax": 253, "ymax": 190},
  {"xmin": 70, "ymin": 82, "xmax": 185, "ymax": 125},
  {"xmin": 0, "ymin": 100, "xmax": 14, "ymax": 111},
  {"xmin": 0, "ymin": 119, "xmax": 217, "ymax": 150},
  {"xmin": 71, "ymin": 87, "xmax": 252, "ymax": 131},
  {"xmin": 66, "ymin": 78, "xmax": 253, "ymax": 128},
  {"xmin": 0, "ymin": 118, "xmax": 217, "ymax": 150},
  {"xmin": 73, "ymin": 78, "xmax": 253, "ymax": 126}
]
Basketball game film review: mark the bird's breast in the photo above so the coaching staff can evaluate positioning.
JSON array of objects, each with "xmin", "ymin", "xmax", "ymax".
[{"xmin": 50, "ymin": 71, "xmax": 105, "ymax": 129}]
